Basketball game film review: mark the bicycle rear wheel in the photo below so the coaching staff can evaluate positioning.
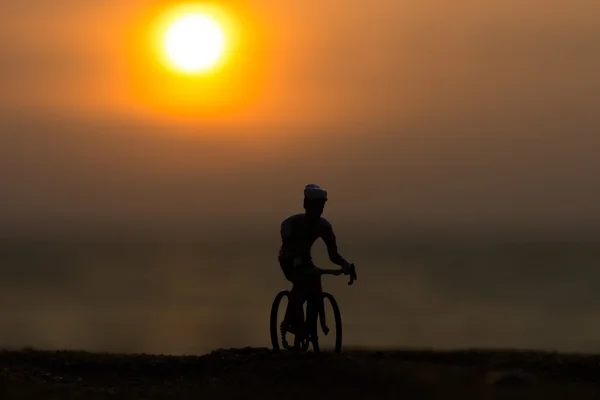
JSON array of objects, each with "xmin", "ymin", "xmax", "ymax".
[
  {"xmin": 271, "ymin": 290, "xmax": 310, "ymax": 352},
  {"xmin": 321, "ymin": 292, "xmax": 343, "ymax": 353},
  {"xmin": 270, "ymin": 290, "xmax": 289, "ymax": 352}
]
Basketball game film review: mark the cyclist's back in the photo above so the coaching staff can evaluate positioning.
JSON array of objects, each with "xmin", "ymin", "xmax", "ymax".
[
  {"xmin": 278, "ymin": 213, "xmax": 334, "ymax": 274},
  {"xmin": 278, "ymin": 184, "xmax": 351, "ymax": 285}
]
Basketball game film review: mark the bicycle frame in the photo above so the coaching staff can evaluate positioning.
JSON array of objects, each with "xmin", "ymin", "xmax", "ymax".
[
  {"xmin": 289, "ymin": 265, "xmax": 356, "ymax": 350},
  {"xmin": 271, "ymin": 264, "xmax": 356, "ymax": 353}
]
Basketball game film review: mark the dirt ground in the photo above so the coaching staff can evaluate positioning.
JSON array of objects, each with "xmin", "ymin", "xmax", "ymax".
[{"xmin": 1, "ymin": 347, "xmax": 600, "ymax": 399}]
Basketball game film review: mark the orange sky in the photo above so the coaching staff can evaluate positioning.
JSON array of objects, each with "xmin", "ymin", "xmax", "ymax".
[
  {"xmin": 1, "ymin": 0, "xmax": 600, "ymax": 236},
  {"xmin": 4, "ymin": 0, "xmax": 596, "ymax": 123}
]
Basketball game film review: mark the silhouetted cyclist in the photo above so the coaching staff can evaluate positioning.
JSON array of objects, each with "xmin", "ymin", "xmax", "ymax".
[{"xmin": 278, "ymin": 184, "xmax": 354, "ymax": 339}]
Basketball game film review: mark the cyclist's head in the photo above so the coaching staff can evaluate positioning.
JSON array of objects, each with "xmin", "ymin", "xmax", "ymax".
[{"xmin": 303, "ymin": 184, "xmax": 327, "ymax": 218}]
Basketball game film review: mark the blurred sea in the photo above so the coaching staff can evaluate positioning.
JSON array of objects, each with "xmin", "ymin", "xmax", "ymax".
[{"xmin": 2, "ymin": 232, "xmax": 600, "ymax": 355}]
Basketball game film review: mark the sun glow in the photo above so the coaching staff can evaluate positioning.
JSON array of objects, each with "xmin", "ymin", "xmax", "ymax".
[
  {"xmin": 126, "ymin": 2, "xmax": 269, "ymax": 119},
  {"xmin": 163, "ymin": 13, "xmax": 226, "ymax": 73}
]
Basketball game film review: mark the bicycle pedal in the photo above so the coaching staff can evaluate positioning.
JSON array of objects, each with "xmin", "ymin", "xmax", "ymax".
[{"xmin": 322, "ymin": 326, "xmax": 330, "ymax": 336}]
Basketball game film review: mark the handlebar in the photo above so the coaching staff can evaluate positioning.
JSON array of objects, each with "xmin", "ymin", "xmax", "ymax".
[{"xmin": 314, "ymin": 264, "xmax": 357, "ymax": 285}]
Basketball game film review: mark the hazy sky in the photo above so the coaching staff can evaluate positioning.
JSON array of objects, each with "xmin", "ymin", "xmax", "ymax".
[
  {"xmin": 2, "ymin": 0, "xmax": 600, "ymax": 237},
  {"xmin": 4, "ymin": 1, "xmax": 600, "ymax": 355}
]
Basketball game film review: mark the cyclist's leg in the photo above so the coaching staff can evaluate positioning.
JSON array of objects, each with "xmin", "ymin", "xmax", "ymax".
[
  {"xmin": 304, "ymin": 265, "xmax": 325, "ymax": 338},
  {"xmin": 287, "ymin": 289, "xmax": 306, "ymax": 335},
  {"xmin": 281, "ymin": 259, "xmax": 307, "ymax": 335},
  {"xmin": 289, "ymin": 264, "xmax": 321, "ymax": 337},
  {"xmin": 280, "ymin": 259, "xmax": 295, "ymax": 324}
]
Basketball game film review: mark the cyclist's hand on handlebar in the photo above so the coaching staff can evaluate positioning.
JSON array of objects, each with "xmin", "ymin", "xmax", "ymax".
[
  {"xmin": 341, "ymin": 262, "xmax": 353, "ymax": 274},
  {"xmin": 342, "ymin": 263, "xmax": 354, "ymax": 275},
  {"xmin": 346, "ymin": 263, "xmax": 357, "ymax": 285}
]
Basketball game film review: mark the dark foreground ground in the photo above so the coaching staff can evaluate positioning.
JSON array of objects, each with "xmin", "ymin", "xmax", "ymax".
[{"xmin": 2, "ymin": 347, "xmax": 600, "ymax": 399}]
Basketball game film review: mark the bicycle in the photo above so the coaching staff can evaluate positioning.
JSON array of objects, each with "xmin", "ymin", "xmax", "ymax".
[{"xmin": 270, "ymin": 264, "xmax": 357, "ymax": 353}]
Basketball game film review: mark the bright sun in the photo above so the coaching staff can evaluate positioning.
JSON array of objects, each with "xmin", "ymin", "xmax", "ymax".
[{"xmin": 163, "ymin": 13, "xmax": 226, "ymax": 73}]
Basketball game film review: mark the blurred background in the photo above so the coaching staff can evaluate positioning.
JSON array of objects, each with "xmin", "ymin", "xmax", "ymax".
[{"xmin": 1, "ymin": 0, "xmax": 600, "ymax": 355}]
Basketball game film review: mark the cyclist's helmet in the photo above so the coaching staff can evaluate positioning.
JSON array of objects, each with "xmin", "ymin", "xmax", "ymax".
[{"xmin": 304, "ymin": 184, "xmax": 328, "ymax": 201}]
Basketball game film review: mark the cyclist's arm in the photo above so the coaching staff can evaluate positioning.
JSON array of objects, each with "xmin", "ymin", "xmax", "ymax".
[{"xmin": 321, "ymin": 222, "xmax": 351, "ymax": 269}]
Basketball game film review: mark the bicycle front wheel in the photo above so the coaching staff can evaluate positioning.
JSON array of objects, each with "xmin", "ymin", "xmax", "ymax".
[{"xmin": 321, "ymin": 292, "xmax": 343, "ymax": 353}]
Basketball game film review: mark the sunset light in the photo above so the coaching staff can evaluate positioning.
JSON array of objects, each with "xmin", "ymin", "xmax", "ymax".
[
  {"xmin": 123, "ymin": 2, "xmax": 267, "ymax": 118},
  {"xmin": 163, "ymin": 13, "xmax": 226, "ymax": 73},
  {"xmin": 3, "ymin": 0, "xmax": 600, "ymax": 392}
]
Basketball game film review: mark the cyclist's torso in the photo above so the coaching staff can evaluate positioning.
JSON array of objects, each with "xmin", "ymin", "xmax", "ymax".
[{"xmin": 279, "ymin": 213, "xmax": 333, "ymax": 266}]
